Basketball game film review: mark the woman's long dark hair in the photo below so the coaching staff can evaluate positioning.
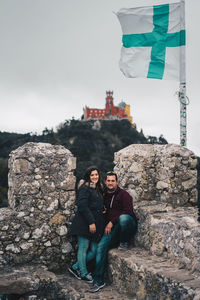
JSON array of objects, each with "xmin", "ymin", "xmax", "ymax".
[{"xmin": 79, "ymin": 165, "xmax": 104, "ymax": 196}]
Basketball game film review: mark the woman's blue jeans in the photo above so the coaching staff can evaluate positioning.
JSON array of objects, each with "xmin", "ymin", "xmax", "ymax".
[
  {"xmin": 93, "ymin": 214, "xmax": 137, "ymax": 284},
  {"xmin": 72, "ymin": 236, "xmax": 97, "ymax": 277}
]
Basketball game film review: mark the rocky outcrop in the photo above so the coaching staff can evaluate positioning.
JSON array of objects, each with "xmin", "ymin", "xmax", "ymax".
[{"xmin": 0, "ymin": 143, "xmax": 76, "ymax": 271}]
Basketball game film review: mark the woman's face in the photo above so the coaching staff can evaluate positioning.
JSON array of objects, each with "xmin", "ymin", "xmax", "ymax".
[{"xmin": 90, "ymin": 170, "xmax": 99, "ymax": 184}]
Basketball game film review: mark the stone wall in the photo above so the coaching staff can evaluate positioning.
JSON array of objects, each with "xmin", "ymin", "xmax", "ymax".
[
  {"xmin": 0, "ymin": 142, "xmax": 199, "ymax": 299},
  {"xmin": 114, "ymin": 144, "xmax": 197, "ymax": 207},
  {"xmin": 0, "ymin": 142, "xmax": 198, "ymax": 273},
  {"xmin": 135, "ymin": 202, "xmax": 200, "ymax": 273},
  {"xmin": 108, "ymin": 247, "xmax": 199, "ymax": 300},
  {"xmin": 0, "ymin": 142, "xmax": 76, "ymax": 271},
  {"xmin": 114, "ymin": 143, "xmax": 199, "ymax": 274}
]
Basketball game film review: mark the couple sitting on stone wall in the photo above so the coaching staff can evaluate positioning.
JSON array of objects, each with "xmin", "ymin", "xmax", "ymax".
[{"xmin": 68, "ymin": 166, "xmax": 138, "ymax": 293}]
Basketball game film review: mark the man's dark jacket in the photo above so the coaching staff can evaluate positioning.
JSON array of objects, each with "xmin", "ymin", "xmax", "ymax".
[{"xmin": 104, "ymin": 186, "xmax": 137, "ymax": 225}]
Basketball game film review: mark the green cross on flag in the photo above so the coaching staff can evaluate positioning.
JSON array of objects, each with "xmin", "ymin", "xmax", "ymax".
[{"xmin": 116, "ymin": 1, "xmax": 186, "ymax": 81}]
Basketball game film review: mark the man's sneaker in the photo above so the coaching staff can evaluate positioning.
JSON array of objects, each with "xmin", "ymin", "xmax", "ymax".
[
  {"xmin": 89, "ymin": 282, "xmax": 106, "ymax": 292},
  {"xmin": 68, "ymin": 267, "xmax": 81, "ymax": 280},
  {"xmin": 81, "ymin": 273, "xmax": 93, "ymax": 283},
  {"xmin": 118, "ymin": 242, "xmax": 129, "ymax": 250}
]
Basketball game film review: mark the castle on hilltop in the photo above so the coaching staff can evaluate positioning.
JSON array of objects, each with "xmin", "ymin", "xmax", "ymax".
[{"xmin": 83, "ymin": 91, "xmax": 133, "ymax": 124}]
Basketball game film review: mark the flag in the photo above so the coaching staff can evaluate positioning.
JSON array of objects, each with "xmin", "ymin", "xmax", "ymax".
[{"xmin": 116, "ymin": 1, "xmax": 186, "ymax": 82}]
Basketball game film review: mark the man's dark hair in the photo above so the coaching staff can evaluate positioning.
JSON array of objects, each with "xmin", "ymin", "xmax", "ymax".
[{"xmin": 105, "ymin": 171, "xmax": 118, "ymax": 181}]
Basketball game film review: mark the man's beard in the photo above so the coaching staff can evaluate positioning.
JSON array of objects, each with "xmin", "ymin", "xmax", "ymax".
[{"xmin": 107, "ymin": 187, "xmax": 116, "ymax": 193}]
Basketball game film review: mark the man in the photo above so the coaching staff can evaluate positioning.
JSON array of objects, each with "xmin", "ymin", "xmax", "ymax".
[{"xmin": 90, "ymin": 171, "xmax": 138, "ymax": 293}]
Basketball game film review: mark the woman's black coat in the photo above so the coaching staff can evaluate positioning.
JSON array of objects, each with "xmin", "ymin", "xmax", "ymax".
[{"xmin": 69, "ymin": 184, "xmax": 105, "ymax": 242}]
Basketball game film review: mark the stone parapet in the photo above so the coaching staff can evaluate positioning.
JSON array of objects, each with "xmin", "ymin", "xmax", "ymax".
[
  {"xmin": 0, "ymin": 142, "xmax": 199, "ymax": 299},
  {"xmin": 135, "ymin": 202, "xmax": 200, "ymax": 274},
  {"xmin": 108, "ymin": 247, "xmax": 200, "ymax": 300},
  {"xmin": 114, "ymin": 144, "xmax": 197, "ymax": 207},
  {"xmin": 0, "ymin": 142, "xmax": 77, "ymax": 271}
]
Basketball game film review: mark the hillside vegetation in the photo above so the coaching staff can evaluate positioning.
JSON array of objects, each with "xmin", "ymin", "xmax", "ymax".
[{"xmin": 0, "ymin": 119, "xmax": 168, "ymax": 206}]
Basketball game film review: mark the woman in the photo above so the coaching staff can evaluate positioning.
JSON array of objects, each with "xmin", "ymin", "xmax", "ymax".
[{"xmin": 68, "ymin": 166, "xmax": 105, "ymax": 283}]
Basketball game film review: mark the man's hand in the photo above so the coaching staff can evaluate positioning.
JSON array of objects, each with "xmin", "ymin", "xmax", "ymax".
[
  {"xmin": 105, "ymin": 221, "xmax": 113, "ymax": 235},
  {"xmin": 89, "ymin": 223, "xmax": 96, "ymax": 233}
]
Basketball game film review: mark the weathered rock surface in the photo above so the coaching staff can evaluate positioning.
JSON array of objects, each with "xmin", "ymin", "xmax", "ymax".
[
  {"xmin": 0, "ymin": 142, "xmax": 199, "ymax": 299},
  {"xmin": 134, "ymin": 202, "xmax": 200, "ymax": 274},
  {"xmin": 0, "ymin": 266, "xmax": 134, "ymax": 300},
  {"xmin": 114, "ymin": 144, "xmax": 197, "ymax": 207},
  {"xmin": 0, "ymin": 266, "xmax": 57, "ymax": 295},
  {"xmin": 108, "ymin": 247, "xmax": 200, "ymax": 300},
  {"xmin": 0, "ymin": 143, "xmax": 77, "ymax": 271},
  {"xmin": 57, "ymin": 272, "xmax": 134, "ymax": 300}
]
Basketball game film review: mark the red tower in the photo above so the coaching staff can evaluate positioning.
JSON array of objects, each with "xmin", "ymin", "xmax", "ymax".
[
  {"xmin": 105, "ymin": 91, "xmax": 114, "ymax": 115},
  {"xmin": 83, "ymin": 91, "xmax": 131, "ymax": 122}
]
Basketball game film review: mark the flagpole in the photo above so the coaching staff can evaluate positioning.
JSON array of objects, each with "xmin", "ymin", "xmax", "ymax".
[
  {"xmin": 179, "ymin": 0, "xmax": 188, "ymax": 147},
  {"xmin": 179, "ymin": 83, "xmax": 188, "ymax": 146}
]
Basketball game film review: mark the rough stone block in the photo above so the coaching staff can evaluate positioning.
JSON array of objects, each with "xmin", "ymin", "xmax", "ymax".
[
  {"xmin": 108, "ymin": 248, "xmax": 200, "ymax": 299},
  {"xmin": 135, "ymin": 202, "xmax": 200, "ymax": 273},
  {"xmin": 0, "ymin": 143, "xmax": 77, "ymax": 270},
  {"xmin": 114, "ymin": 143, "xmax": 197, "ymax": 207}
]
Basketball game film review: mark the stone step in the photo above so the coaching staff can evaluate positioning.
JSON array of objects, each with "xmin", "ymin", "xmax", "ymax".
[
  {"xmin": 135, "ymin": 202, "xmax": 200, "ymax": 275},
  {"xmin": 0, "ymin": 265, "xmax": 134, "ymax": 300},
  {"xmin": 108, "ymin": 247, "xmax": 200, "ymax": 300},
  {"xmin": 1, "ymin": 245, "xmax": 200, "ymax": 300},
  {"xmin": 57, "ymin": 272, "xmax": 134, "ymax": 300}
]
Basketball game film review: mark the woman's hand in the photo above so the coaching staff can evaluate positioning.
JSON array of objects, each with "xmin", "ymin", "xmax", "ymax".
[
  {"xmin": 89, "ymin": 223, "xmax": 96, "ymax": 233},
  {"xmin": 105, "ymin": 221, "xmax": 113, "ymax": 235}
]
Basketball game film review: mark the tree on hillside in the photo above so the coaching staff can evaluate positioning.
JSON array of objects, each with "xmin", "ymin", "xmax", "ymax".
[{"xmin": 0, "ymin": 119, "xmax": 168, "ymax": 205}]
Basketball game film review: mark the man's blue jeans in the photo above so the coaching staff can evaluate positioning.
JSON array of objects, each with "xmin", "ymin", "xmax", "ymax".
[
  {"xmin": 72, "ymin": 236, "xmax": 98, "ymax": 277},
  {"xmin": 93, "ymin": 214, "xmax": 137, "ymax": 285}
]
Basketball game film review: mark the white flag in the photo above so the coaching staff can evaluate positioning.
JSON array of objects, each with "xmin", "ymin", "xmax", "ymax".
[{"xmin": 116, "ymin": 1, "xmax": 186, "ymax": 82}]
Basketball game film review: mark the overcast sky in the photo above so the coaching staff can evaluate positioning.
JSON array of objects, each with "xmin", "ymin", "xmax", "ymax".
[{"xmin": 0, "ymin": 0, "xmax": 199, "ymax": 155}]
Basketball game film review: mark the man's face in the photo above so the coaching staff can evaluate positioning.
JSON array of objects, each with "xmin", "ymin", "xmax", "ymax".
[{"xmin": 105, "ymin": 175, "xmax": 118, "ymax": 192}]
